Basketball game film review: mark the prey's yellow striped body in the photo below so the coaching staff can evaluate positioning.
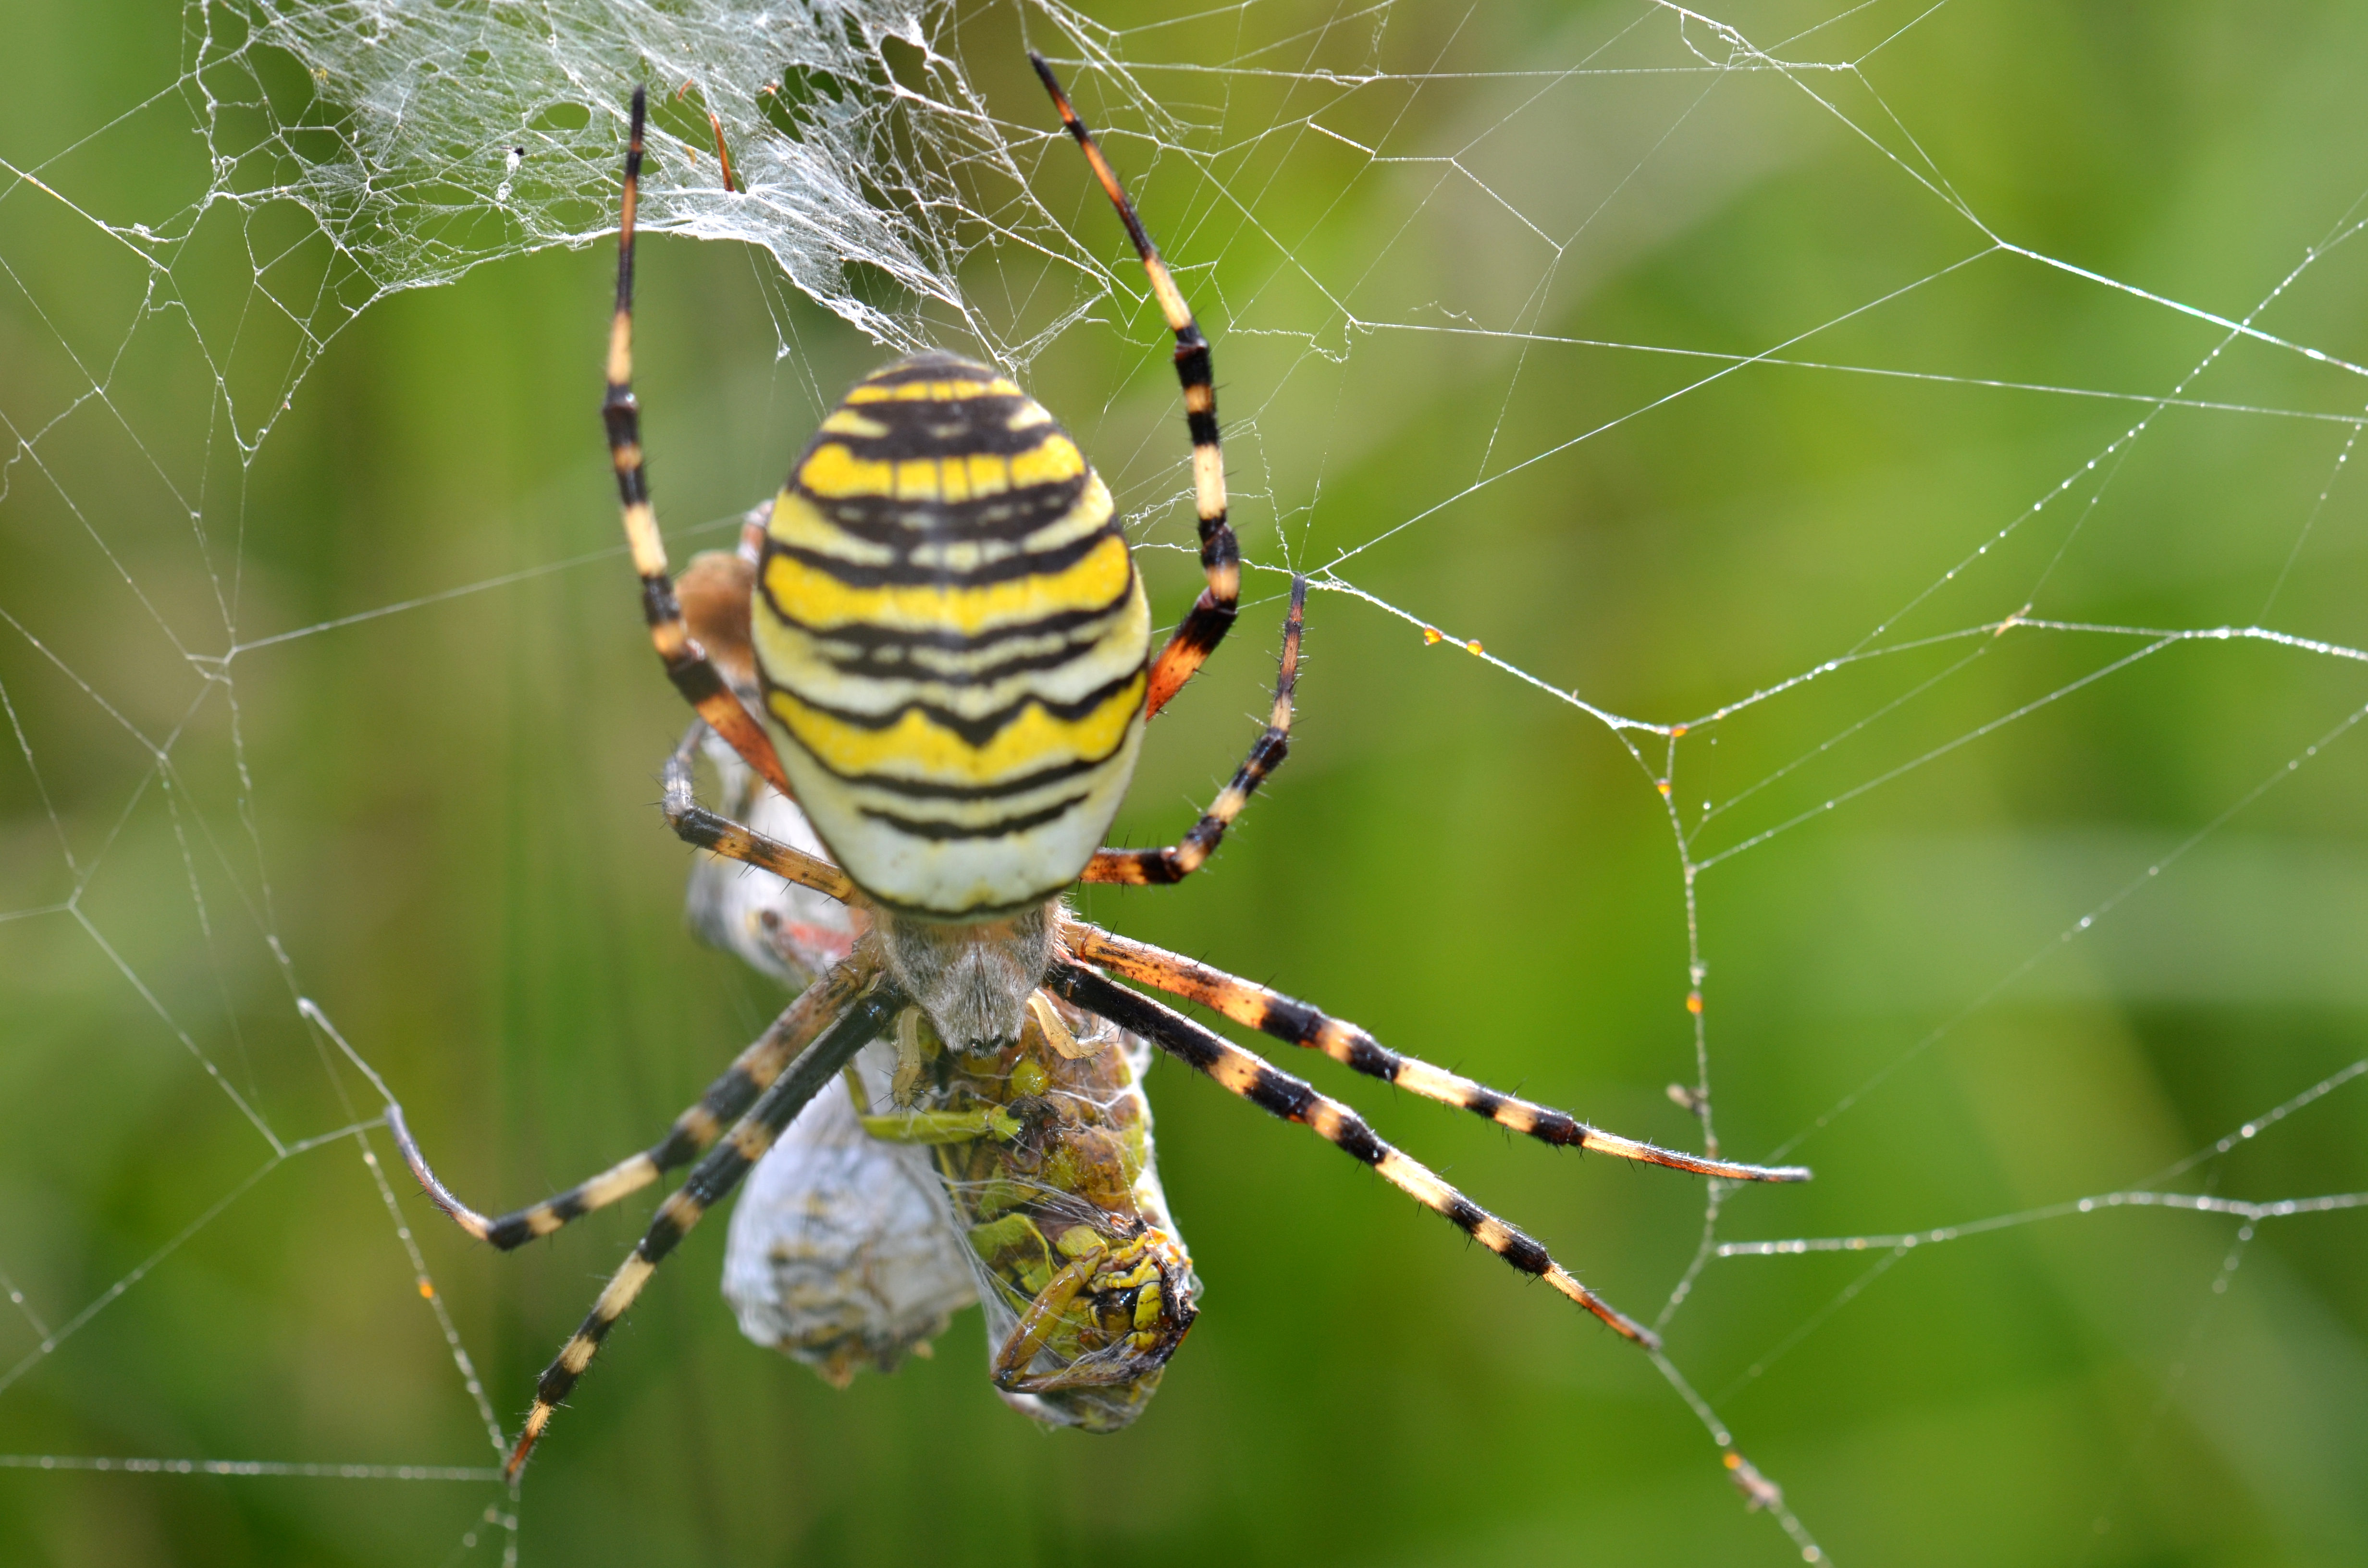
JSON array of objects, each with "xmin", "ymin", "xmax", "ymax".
[{"xmin": 752, "ymin": 353, "xmax": 1152, "ymax": 918}]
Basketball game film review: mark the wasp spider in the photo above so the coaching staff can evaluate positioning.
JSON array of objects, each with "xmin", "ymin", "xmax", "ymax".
[{"xmin": 390, "ymin": 58, "xmax": 1810, "ymax": 1479}]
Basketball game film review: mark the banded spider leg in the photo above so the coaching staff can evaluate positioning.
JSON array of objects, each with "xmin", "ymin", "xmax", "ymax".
[
  {"xmin": 388, "ymin": 955, "xmax": 880, "ymax": 1251},
  {"xmin": 1061, "ymin": 923, "xmax": 1810, "ymax": 1184},
  {"xmin": 502, "ymin": 978, "xmax": 904, "ymax": 1476},
  {"xmin": 1049, "ymin": 964, "xmax": 1660, "ymax": 1343}
]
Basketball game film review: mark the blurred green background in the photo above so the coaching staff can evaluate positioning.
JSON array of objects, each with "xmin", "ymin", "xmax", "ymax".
[{"xmin": 4, "ymin": 1, "xmax": 2367, "ymax": 1563}]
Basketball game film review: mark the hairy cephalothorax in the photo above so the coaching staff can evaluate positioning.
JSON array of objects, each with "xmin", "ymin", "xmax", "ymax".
[{"xmin": 872, "ymin": 899, "xmax": 1060, "ymax": 1053}]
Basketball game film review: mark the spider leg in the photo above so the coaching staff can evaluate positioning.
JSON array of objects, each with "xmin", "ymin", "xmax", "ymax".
[
  {"xmin": 389, "ymin": 956, "xmax": 882, "ymax": 1250},
  {"xmin": 1061, "ymin": 922, "xmax": 1810, "ymax": 1184},
  {"xmin": 1048, "ymin": 962, "xmax": 1660, "ymax": 1348},
  {"xmin": 606, "ymin": 86, "xmax": 797, "ymax": 801},
  {"xmin": 663, "ymin": 724, "xmax": 855, "ymax": 902},
  {"xmin": 1081, "ymin": 575, "xmax": 1303, "ymax": 886},
  {"xmin": 506, "ymin": 978, "xmax": 906, "ymax": 1478},
  {"xmin": 1032, "ymin": 53, "xmax": 1237, "ymax": 722}
]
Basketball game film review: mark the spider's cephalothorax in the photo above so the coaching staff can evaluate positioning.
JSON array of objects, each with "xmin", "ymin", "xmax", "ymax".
[
  {"xmin": 754, "ymin": 354, "xmax": 1152, "ymax": 928},
  {"xmin": 390, "ymin": 62, "xmax": 1809, "ymax": 1483},
  {"xmin": 866, "ymin": 897, "xmax": 1061, "ymax": 1054}
]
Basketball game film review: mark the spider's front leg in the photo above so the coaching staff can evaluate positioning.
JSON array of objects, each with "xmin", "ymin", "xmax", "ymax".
[
  {"xmin": 390, "ymin": 953, "xmax": 883, "ymax": 1250},
  {"xmin": 1061, "ymin": 922, "xmax": 1810, "ymax": 1184},
  {"xmin": 1048, "ymin": 962, "xmax": 1661, "ymax": 1346},
  {"xmin": 505, "ymin": 974, "xmax": 906, "ymax": 1477}
]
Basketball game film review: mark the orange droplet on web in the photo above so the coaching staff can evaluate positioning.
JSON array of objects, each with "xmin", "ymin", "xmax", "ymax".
[
  {"xmin": 1686, "ymin": 990, "xmax": 1704, "ymax": 1015},
  {"xmin": 1421, "ymin": 626, "xmax": 1444, "ymax": 645},
  {"xmin": 1463, "ymin": 639, "xmax": 1483, "ymax": 656},
  {"xmin": 1656, "ymin": 779, "xmax": 1673, "ymax": 796},
  {"xmin": 418, "ymin": 1280, "xmax": 436, "ymax": 1300},
  {"xmin": 1671, "ymin": 723, "xmax": 1689, "ymax": 737}
]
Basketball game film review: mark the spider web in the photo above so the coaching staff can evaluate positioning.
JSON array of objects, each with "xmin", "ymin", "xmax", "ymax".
[{"xmin": 5, "ymin": 0, "xmax": 2367, "ymax": 1561}]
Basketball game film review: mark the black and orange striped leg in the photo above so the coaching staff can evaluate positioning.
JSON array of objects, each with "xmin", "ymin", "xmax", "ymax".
[
  {"xmin": 1061, "ymin": 923, "xmax": 1810, "ymax": 1183},
  {"xmin": 661, "ymin": 723, "xmax": 855, "ymax": 902},
  {"xmin": 506, "ymin": 979, "xmax": 905, "ymax": 1478},
  {"xmin": 606, "ymin": 86, "xmax": 797, "ymax": 802},
  {"xmin": 389, "ymin": 956, "xmax": 881, "ymax": 1252},
  {"xmin": 1082, "ymin": 575, "xmax": 1304, "ymax": 886},
  {"xmin": 1048, "ymin": 963, "xmax": 1660, "ymax": 1348},
  {"xmin": 1032, "ymin": 53, "xmax": 1237, "ymax": 722}
]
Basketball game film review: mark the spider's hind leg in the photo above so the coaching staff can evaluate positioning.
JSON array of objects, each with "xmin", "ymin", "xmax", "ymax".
[
  {"xmin": 604, "ymin": 89, "xmax": 792, "ymax": 803},
  {"xmin": 1032, "ymin": 51, "xmax": 1239, "ymax": 722}
]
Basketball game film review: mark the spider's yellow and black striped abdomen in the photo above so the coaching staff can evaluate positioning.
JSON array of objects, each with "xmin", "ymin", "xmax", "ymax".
[{"xmin": 752, "ymin": 353, "xmax": 1151, "ymax": 917}]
